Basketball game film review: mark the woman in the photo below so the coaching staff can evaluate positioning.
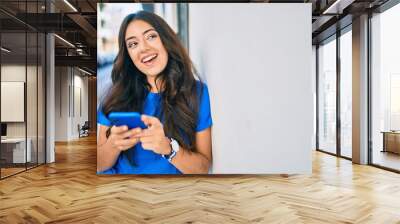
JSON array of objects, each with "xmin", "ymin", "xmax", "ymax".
[{"xmin": 97, "ymin": 11, "xmax": 213, "ymax": 174}]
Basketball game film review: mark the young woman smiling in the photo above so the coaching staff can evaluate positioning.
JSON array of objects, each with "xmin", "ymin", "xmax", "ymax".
[{"xmin": 97, "ymin": 11, "xmax": 213, "ymax": 174}]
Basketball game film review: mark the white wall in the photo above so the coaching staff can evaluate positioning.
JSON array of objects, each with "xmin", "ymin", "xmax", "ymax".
[
  {"xmin": 72, "ymin": 72, "xmax": 89, "ymax": 138},
  {"xmin": 54, "ymin": 67, "xmax": 89, "ymax": 141},
  {"xmin": 55, "ymin": 67, "xmax": 68, "ymax": 141},
  {"xmin": 1, "ymin": 65, "xmax": 26, "ymax": 139},
  {"xmin": 189, "ymin": 3, "xmax": 313, "ymax": 174},
  {"xmin": 1, "ymin": 64, "xmax": 46, "ymax": 163},
  {"xmin": 1, "ymin": 65, "xmax": 37, "ymax": 137}
]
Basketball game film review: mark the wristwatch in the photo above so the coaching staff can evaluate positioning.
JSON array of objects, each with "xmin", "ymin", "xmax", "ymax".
[{"xmin": 162, "ymin": 137, "xmax": 180, "ymax": 162}]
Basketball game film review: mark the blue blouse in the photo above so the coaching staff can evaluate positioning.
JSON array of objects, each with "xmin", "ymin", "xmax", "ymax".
[{"xmin": 97, "ymin": 81, "xmax": 212, "ymax": 174}]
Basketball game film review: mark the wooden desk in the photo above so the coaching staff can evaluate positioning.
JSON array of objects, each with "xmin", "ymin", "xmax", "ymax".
[{"xmin": 381, "ymin": 131, "xmax": 400, "ymax": 154}]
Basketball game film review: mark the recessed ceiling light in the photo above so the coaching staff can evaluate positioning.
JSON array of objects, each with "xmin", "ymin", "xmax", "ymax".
[
  {"xmin": 63, "ymin": 0, "xmax": 78, "ymax": 12},
  {"xmin": 1, "ymin": 47, "xmax": 11, "ymax": 53},
  {"xmin": 54, "ymin": 34, "xmax": 75, "ymax": 48},
  {"xmin": 78, "ymin": 67, "xmax": 92, "ymax": 76},
  {"xmin": 322, "ymin": 0, "xmax": 354, "ymax": 15}
]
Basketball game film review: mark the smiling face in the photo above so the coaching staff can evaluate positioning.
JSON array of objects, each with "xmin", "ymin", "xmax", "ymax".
[{"xmin": 125, "ymin": 20, "xmax": 168, "ymax": 78}]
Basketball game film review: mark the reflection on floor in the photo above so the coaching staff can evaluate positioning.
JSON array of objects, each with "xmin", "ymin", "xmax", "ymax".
[
  {"xmin": 341, "ymin": 147, "xmax": 352, "ymax": 158},
  {"xmin": 373, "ymin": 150, "xmax": 400, "ymax": 171},
  {"xmin": 0, "ymin": 163, "xmax": 42, "ymax": 178},
  {"xmin": 1, "ymin": 168, "xmax": 26, "ymax": 178}
]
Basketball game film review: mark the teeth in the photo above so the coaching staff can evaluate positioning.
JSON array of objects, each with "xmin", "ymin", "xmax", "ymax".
[{"xmin": 142, "ymin": 54, "xmax": 157, "ymax": 63}]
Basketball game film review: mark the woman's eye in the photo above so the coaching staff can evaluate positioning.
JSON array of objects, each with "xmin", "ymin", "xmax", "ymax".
[
  {"xmin": 147, "ymin": 34, "xmax": 158, "ymax": 40},
  {"xmin": 127, "ymin": 42, "xmax": 138, "ymax": 49}
]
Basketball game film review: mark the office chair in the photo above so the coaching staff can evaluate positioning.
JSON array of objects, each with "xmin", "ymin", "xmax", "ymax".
[{"xmin": 78, "ymin": 121, "xmax": 90, "ymax": 138}]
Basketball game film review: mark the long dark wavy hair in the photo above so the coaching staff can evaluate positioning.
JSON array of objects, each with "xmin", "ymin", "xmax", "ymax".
[{"xmin": 101, "ymin": 11, "xmax": 202, "ymax": 162}]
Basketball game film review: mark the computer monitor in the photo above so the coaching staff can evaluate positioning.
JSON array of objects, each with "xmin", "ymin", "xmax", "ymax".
[{"xmin": 1, "ymin": 123, "xmax": 7, "ymax": 138}]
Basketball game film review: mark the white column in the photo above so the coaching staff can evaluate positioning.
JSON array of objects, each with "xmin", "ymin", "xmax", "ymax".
[
  {"xmin": 46, "ymin": 33, "xmax": 55, "ymax": 163},
  {"xmin": 46, "ymin": 1, "xmax": 55, "ymax": 163}
]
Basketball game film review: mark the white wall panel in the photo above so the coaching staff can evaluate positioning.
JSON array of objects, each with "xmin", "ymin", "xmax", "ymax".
[{"xmin": 189, "ymin": 3, "xmax": 313, "ymax": 174}]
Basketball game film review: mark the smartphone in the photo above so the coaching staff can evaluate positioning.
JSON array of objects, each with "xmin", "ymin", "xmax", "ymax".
[{"xmin": 108, "ymin": 112, "xmax": 147, "ymax": 129}]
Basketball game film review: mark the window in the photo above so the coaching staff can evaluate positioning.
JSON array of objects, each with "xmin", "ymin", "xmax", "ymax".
[
  {"xmin": 340, "ymin": 28, "xmax": 352, "ymax": 158},
  {"xmin": 371, "ymin": 3, "xmax": 400, "ymax": 171},
  {"xmin": 318, "ymin": 36, "xmax": 337, "ymax": 155}
]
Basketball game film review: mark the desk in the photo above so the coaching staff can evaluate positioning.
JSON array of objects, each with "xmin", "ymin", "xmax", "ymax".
[
  {"xmin": 1, "ymin": 138, "xmax": 31, "ymax": 163},
  {"xmin": 381, "ymin": 131, "xmax": 400, "ymax": 154}
]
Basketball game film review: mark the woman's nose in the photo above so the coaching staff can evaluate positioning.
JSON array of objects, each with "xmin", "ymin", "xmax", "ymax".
[{"xmin": 139, "ymin": 40, "xmax": 151, "ymax": 52}]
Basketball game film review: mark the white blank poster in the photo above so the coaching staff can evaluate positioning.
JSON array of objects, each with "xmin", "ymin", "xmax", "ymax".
[
  {"xmin": 1, "ymin": 82, "xmax": 25, "ymax": 122},
  {"xmin": 189, "ymin": 4, "xmax": 313, "ymax": 174}
]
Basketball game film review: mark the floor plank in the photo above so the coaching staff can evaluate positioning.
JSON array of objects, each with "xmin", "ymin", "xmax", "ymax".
[{"xmin": 0, "ymin": 135, "xmax": 400, "ymax": 223}]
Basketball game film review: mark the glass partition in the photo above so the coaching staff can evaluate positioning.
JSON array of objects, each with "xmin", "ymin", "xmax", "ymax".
[
  {"xmin": 0, "ymin": 0, "xmax": 46, "ymax": 179},
  {"xmin": 27, "ymin": 30, "xmax": 38, "ymax": 169},
  {"xmin": 38, "ymin": 31, "xmax": 45, "ymax": 165},
  {"xmin": 0, "ymin": 20, "xmax": 28, "ymax": 177}
]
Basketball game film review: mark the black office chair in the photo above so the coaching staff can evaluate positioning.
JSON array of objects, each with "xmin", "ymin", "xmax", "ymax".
[{"xmin": 78, "ymin": 121, "xmax": 90, "ymax": 138}]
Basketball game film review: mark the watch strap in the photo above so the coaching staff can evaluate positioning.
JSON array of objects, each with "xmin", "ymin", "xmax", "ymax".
[{"xmin": 163, "ymin": 138, "xmax": 179, "ymax": 162}]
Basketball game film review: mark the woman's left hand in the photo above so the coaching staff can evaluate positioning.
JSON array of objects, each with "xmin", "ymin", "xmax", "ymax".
[{"xmin": 137, "ymin": 115, "xmax": 172, "ymax": 155}]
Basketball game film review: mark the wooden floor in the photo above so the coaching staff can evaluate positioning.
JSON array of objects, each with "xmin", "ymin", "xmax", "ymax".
[
  {"xmin": 1, "ymin": 167, "xmax": 26, "ymax": 178},
  {"xmin": 1, "ymin": 163, "xmax": 44, "ymax": 178},
  {"xmin": 1, "ymin": 136, "xmax": 400, "ymax": 223}
]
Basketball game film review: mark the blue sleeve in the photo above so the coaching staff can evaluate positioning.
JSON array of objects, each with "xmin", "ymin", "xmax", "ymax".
[
  {"xmin": 196, "ymin": 82, "xmax": 213, "ymax": 132},
  {"xmin": 97, "ymin": 167, "xmax": 117, "ymax": 174},
  {"xmin": 97, "ymin": 107, "xmax": 112, "ymax": 127}
]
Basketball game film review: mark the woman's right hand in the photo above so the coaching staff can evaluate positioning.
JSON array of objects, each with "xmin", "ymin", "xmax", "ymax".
[{"xmin": 107, "ymin": 125, "xmax": 142, "ymax": 152}]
